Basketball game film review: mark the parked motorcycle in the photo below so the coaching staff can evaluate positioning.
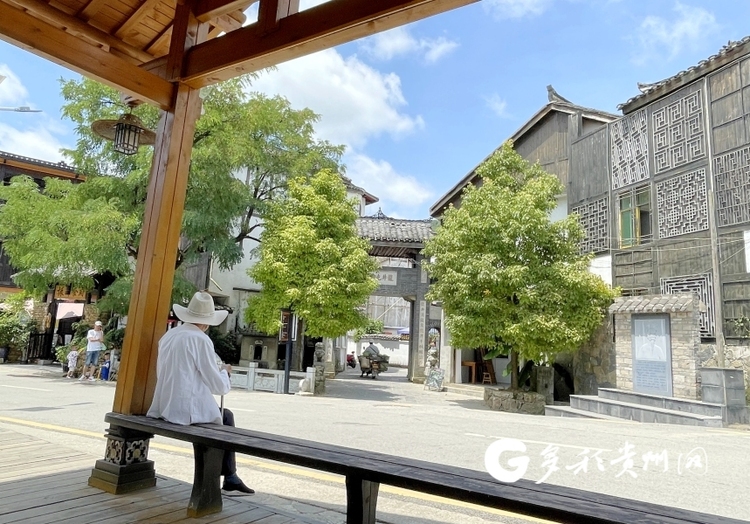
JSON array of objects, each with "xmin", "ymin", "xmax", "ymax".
[{"xmin": 358, "ymin": 354, "xmax": 389, "ymax": 379}]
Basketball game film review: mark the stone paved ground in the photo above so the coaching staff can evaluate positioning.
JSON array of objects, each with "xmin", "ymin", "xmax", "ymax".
[{"xmin": 1, "ymin": 362, "xmax": 750, "ymax": 523}]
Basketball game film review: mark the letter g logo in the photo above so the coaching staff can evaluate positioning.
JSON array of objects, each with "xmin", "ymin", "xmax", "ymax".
[{"xmin": 484, "ymin": 438, "xmax": 530, "ymax": 483}]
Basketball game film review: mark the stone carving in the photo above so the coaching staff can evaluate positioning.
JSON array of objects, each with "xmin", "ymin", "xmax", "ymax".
[
  {"xmin": 652, "ymin": 90, "xmax": 705, "ymax": 174},
  {"xmin": 611, "ymin": 109, "xmax": 650, "ymax": 190},
  {"xmin": 314, "ymin": 342, "xmax": 325, "ymax": 363},
  {"xmin": 656, "ymin": 168, "xmax": 708, "ymax": 238},
  {"xmin": 713, "ymin": 146, "xmax": 750, "ymax": 227},
  {"xmin": 572, "ymin": 196, "xmax": 609, "ymax": 253},
  {"xmin": 660, "ymin": 274, "xmax": 715, "ymax": 337}
]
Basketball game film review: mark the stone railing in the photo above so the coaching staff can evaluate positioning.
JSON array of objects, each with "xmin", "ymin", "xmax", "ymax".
[{"xmin": 229, "ymin": 362, "xmax": 315, "ymax": 394}]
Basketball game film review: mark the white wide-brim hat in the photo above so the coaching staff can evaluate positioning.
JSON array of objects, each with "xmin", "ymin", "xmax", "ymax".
[{"xmin": 173, "ymin": 291, "xmax": 228, "ymax": 326}]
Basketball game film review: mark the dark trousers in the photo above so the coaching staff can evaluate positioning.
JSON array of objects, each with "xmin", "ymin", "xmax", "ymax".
[{"xmin": 221, "ymin": 408, "xmax": 236, "ymax": 477}]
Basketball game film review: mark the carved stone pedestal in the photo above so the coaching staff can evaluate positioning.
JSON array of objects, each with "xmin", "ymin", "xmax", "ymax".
[{"xmin": 88, "ymin": 425, "xmax": 156, "ymax": 494}]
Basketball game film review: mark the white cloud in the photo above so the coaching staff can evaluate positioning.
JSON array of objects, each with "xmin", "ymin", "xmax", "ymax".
[
  {"xmin": 360, "ymin": 27, "xmax": 459, "ymax": 64},
  {"xmin": 485, "ymin": 93, "xmax": 510, "ymax": 118},
  {"xmin": 484, "ymin": 0, "xmax": 554, "ymax": 19},
  {"xmin": 0, "ymin": 123, "xmax": 66, "ymax": 162},
  {"xmin": 632, "ymin": 3, "xmax": 719, "ymax": 64},
  {"xmin": 250, "ymin": 48, "xmax": 423, "ymax": 149},
  {"xmin": 346, "ymin": 153, "xmax": 433, "ymax": 213},
  {"xmin": 0, "ymin": 65, "xmax": 29, "ymax": 105}
]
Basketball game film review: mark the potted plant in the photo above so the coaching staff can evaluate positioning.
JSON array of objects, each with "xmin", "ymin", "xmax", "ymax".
[{"xmin": 55, "ymin": 344, "xmax": 72, "ymax": 372}]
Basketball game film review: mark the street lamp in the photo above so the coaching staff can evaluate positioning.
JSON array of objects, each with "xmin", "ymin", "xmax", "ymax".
[
  {"xmin": 92, "ymin": 110, "xmax": 155, "ymax": 155},
  {"xmin": 0, "ymin": 106, "xmax": 42, "ymax": 113}
]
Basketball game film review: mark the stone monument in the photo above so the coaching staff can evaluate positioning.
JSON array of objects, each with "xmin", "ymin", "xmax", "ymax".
[{"xmin": 610, "ymin": 293, "xmax": 701, "ymax": 399}]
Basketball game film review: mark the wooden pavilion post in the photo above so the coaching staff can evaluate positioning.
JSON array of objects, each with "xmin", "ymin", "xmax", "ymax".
[{"xmin": 88, "ymin": 0, "xmax": 207, "ymax": 494}]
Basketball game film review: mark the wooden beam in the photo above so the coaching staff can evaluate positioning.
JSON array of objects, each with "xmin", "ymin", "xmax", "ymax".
[
  {"xmin": 112, "ymin": 84, "xmax": 201, "ymax": 414},
  {"xmin": 6, "ymin": 0, "xmax": 154, "ymax": 63},
  {"xmin": 212, "ymin": 12, "xmax": 243, "ymax": 33},
  {"xmin": 166, "ymin": 0, "xmax": 208, "ymax": 81},
  {"xmin": 0, "ymin": 2, "xmax": 174, "ymax": 109},
  {"xmin": 182, "ymin": 0, "xmax": 477, "ymax": 87},
  {"xmin": 258, "ymin": 0, "xmax": 298, "ymax": 33},
  {"xmin": 194, "ymin": 0, "xmax": 256, "ymax": 23},
  {"xmin": 146, "ymin": 23, "xmax": 173, "ymax": 56},
  {"xmin": 77, "ymin": 0, "xmax": 108, "ymax": 21},
  {"xmin": 114, "ymin": 0, "xmax": 162, "ymax": 40}
]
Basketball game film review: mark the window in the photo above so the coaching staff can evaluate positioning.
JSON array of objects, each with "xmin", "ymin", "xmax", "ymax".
[{"xmin": 619, "ymin": 186, "xmax": 652, "ymax": 248}]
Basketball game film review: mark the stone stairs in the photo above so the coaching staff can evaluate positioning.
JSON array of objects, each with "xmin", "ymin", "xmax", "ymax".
[
  {"xmin": 442, "ymin": 383, "xmax": 488, "ymax": 398},
  {"xmin": 545, "ymin": 388, "xmax": 727, "ymax": 427}
]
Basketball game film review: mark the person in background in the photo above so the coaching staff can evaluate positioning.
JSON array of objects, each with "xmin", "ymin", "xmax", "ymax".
[
  {"xmin": 147, "ymin": 291, "xmax": 254, "ymax": 495},
  {"xmin": 66, "ymin": 346, "xmax": 79, "ymax": 379},
  {"xmin": 363, "ymin": 341, "xmax": 384, "ymax": 362},
  {"xmin": 100, "ymin": 352, "xmax": 111, "ymax": 381},
  {"xmin": 81, "ymin": 320, "xmax": 104, "ymax": 382}
]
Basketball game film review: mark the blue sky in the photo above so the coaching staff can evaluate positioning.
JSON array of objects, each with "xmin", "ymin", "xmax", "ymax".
[{"xmin": 1, "ymin": 0, "xmax": 749, "ymax": 219}]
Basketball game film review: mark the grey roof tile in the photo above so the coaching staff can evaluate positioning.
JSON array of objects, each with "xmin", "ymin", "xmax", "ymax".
[{"xmin": 357, "ymin": 216, "xmax": 435, "ymax": 244}]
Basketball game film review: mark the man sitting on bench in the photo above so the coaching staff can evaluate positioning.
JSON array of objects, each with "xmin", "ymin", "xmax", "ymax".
[{"xmin": 147, "ymin": 291, "xmax": 254, "ymax": 495}]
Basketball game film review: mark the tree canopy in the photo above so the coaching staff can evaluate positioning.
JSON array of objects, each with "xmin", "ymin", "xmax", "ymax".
[
  {"xmin": 0, "ymin": 77, "xmax": 344, "ymax": 311},
  {"xmin": 424, "ymin": 142, "xmax": 617, "ymax": 365},
  {"xmin": 245, "ymin": 169, "xmax": 378, "ymax": 338}
]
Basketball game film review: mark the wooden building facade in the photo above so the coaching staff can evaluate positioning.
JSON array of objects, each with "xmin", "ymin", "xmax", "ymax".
[{"xmin": 571, "ymin": 37, "xmax": 750, "ymax": 343}]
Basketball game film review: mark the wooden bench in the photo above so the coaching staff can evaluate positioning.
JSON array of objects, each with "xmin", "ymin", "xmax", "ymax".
[{"xmin": 105, "ymin": 412, "xmax": 744, "ymax": 524}]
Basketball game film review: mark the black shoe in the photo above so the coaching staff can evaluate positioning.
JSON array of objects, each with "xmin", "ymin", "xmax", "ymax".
[{"xmin": 222, "ymin": 480, "xmax": 255, "ymax": 494}]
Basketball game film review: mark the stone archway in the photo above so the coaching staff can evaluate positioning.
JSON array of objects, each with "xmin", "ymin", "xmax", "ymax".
[{"xmin": 357, "ymin": 214, "xmax": 436, "ymax": 382}]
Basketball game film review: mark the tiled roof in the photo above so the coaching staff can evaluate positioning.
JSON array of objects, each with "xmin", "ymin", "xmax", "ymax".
[
  {"xmin": 609, "ymin": 293, "xmax": 700, "ymax": 314},
  {"xmin": 618, "ymin": 36, "xmax": 750, "ymax": 111},
  {"xmin": 0, "ymin": 150, "xmax": 77, "ymax": 173},
  {"xmin": 357, "ymin": 215, "xmax": 435, "ymax": 244}
]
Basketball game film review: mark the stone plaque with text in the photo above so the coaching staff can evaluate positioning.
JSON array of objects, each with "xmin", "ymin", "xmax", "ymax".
[{"xmin": 632, "ymin": 314, "xmax": 672, "ymax": 396}]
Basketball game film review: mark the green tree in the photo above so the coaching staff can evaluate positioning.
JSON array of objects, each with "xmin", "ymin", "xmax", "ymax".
[
  {"xmin": 245, "ymin": 169, "xmax": 378, "ymax": 346},
  {"xmin": 424, "ymin": 142, "xmax": 617, "ymax": 389},
  {"xmin": 0, "ymin": 77, "xmax": 343, "ymax": 311},
  {"xmin": 0, "ymin": 176, "xmax": 134, "ymax": 293},
  {"xmin": 353, "ymin": 318, "xmax": 385, "ymax": 342}
]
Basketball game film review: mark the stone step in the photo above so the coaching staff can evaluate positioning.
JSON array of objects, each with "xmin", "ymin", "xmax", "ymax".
[
  {"xmin": 442, "ymin": 384, "xmax": 487, "ymax": 398},
  {"xmin": 570, "ymin": 395, "xmax": 724, "ymax": 427},
  {"xmin": 544, "ymin": 405, "xmax": 631, "ymax": 421},
  {"xmin": 597, "ymin": 388, "xmax": 724, "ymax": 418}
]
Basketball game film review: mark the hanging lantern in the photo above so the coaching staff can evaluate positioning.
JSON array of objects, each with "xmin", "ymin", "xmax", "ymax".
[{"xmin": 92, "ymin": 112, "xmax": 156, "ymax": 155}]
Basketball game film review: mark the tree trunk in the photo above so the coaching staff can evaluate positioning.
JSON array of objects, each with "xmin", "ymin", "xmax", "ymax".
[{"xmin": 510, "ymin": 350, "xmax": 519, "ymax": 390}]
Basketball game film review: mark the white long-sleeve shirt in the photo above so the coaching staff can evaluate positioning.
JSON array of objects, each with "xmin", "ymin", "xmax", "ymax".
[{"xmin": 147, "ymin": 323, "xmax": 230, "ymax": 425}]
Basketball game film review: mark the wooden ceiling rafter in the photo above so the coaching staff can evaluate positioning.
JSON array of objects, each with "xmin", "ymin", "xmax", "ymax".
[
  {"xmin": 114, "ymin": 0, "xmax": 162, "ymax": 40},
  {"xmin": 0, "ymin": 0, "xmax": 475, "ymax": 110},
  {"xmin": 193, "ymin": 0, "xmax": 255, "ymax": 23},
  {"xmin": 0, "ymin": 0, "xmax": 174, "ymax": 108},
  {"xmin": 6, "ymin": 0, "xmax": 154, "ymax": 62},
  {"xmin": 76, "ymin": 0, "xmax": 108, "ymax": 20},
  {"xmin": 145, "ymin": 22, "xmax": 172, "ymax": 55},
  {"xmin": 182, "ymin": 0, "xmax": 476, "ymax": 86}
]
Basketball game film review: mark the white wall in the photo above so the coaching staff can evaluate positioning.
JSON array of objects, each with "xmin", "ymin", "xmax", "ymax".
[
  {"xmin": 550, "ymin": 194, "xmax": 568, "ymax": 223},
  {"xmin": 590, "ymin": 254, "xmax": 612, "ymax": 286}
]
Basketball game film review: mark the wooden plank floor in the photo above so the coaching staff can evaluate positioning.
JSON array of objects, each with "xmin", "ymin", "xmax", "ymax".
[{"xmin": 0, "ymin": 428, "xmax": 325, "ymax": 524}]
